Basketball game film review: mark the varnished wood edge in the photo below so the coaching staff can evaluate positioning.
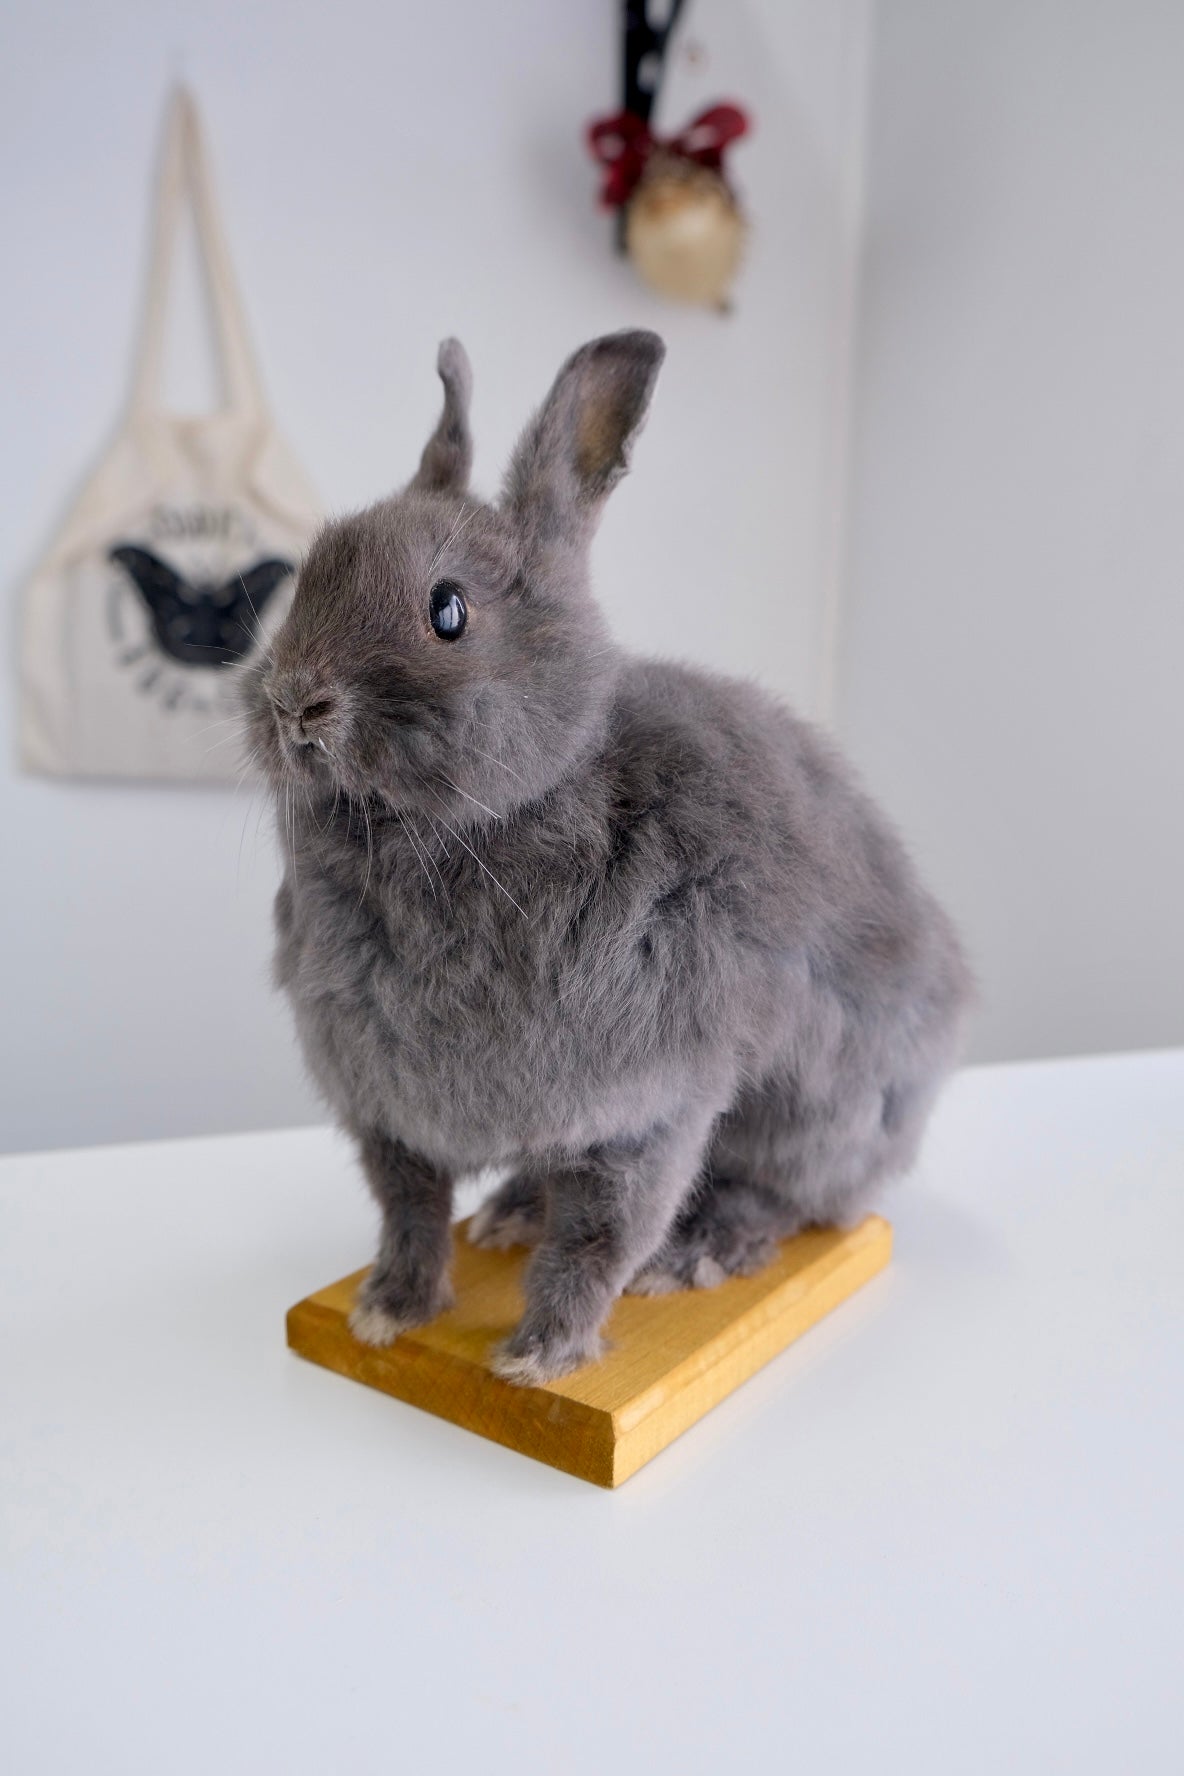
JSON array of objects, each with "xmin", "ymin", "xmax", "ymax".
[
  {"xmin": 285, "ymin": 1214, "xmax": 893, "ymax": 1489},
  {"xmin": 286, "ymin": 1297, "xmax": 619, "ymax": 1487},
  {"xmin": 609, "ymin": 1216, "xmax": 894, "ymax": 1483}
]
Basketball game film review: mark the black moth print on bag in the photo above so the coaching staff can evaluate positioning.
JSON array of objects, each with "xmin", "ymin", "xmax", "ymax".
[{"xmin": 108, "ymin": 545, "xmax": 294, "ymax": 668}]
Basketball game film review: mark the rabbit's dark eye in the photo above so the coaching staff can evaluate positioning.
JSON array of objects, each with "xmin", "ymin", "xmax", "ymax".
[{"xmin": 429, "ymin": 581, "xmax": 467, "ymax": 640}]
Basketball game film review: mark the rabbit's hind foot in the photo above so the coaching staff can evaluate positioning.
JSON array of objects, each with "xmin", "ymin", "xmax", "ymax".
[
  {"xmin": 468, "ymin": 1170, "xmax": 545, "ymax": 1251},
  {"xmin": 627, "ymin": 1180, "xmax": 792, "ymax": 1296}
]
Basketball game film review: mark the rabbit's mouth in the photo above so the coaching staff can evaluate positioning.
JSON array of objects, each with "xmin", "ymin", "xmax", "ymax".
[
  {"xmin": 290, "ymin": 734, "xmax": 331, "ymax": 764},
  {"xmin": 261, "ymin": 675, "xmax": 355, "ymax": 788},
  {"xmin": 278, "ymin": 729, "xmax": 338, "ymax": 783}
]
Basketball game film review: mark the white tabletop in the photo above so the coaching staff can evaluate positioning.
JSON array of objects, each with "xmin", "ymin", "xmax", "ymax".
[{"xmin": 2, "ymin": 1048, "xmax": 1182, "ymax": 1774}]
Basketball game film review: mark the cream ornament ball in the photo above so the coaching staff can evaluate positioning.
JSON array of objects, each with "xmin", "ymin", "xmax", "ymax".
[
  {"xmin": 586, "ymin": 102, "xmax": 751, "ymax": 314},
  {"xmin": 624, "ymin": 151, "xmax": 746, "ymax": 311}
]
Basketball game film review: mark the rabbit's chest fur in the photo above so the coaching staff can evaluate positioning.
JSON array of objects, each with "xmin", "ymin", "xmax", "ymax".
[
  {"xmin": 272, "ymin": 666, "xmax": 829, "ymax": 1169},
  {"xmin": 275, "ymin": 807, "xmax": 760, "ymax": 1168},
  {"xmin": 272, "ymin": 662, "xmax": 942, "ymax": 1174}
]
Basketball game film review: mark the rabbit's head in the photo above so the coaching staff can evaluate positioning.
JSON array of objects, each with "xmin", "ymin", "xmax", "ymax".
[{"xmin": 246, "ymin": 331, "xmax": 664, "ymax": 821}]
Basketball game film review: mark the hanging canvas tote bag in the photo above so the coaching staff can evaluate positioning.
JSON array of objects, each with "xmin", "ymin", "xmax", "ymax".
[{"xmin": 20, "ymin": 88, "xmax": 321, "ymax": 782}]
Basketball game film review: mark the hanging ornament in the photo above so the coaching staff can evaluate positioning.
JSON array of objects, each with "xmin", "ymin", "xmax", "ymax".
[{"xmin": 588, "ymin": 104, "xmax": 750, "ymax": 311}]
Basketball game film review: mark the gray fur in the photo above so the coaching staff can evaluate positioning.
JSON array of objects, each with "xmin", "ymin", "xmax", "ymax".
[
  {"xmin": 407, "ymin": 337, "xmax": 473, "ymax": 496},
  {"xmin": 245, "ymin": 331, "xmax": 972, "ymax": 1386}
]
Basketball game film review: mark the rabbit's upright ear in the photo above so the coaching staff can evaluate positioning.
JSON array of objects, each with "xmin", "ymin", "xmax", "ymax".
[
  {"xmin": 502, "ymin": 331, "xmax": 665, "ymax": 543},
  {"xmin": 407, "ymin": 338, "xmax": 473, "ymax": 495}
]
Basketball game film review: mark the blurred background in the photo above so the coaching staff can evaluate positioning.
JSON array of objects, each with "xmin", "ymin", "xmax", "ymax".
[{"xmin": 1, "ymin": 0, "xmax": 1180, "ymax": 1154}]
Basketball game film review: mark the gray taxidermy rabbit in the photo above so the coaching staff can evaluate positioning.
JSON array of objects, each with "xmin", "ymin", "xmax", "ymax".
[{"xmin": 246, "ymin": 331, "xmax": 971, "ymax": 1385}]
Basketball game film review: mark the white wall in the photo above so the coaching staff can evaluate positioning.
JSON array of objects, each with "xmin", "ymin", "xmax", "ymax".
[
  {"xmin": 840, "ymin": 0, "xmax": 1184, "ymax": 1063},
  {"xmin": 0, "ymin": 1, "xmax": 869, "ymax": 1151}
]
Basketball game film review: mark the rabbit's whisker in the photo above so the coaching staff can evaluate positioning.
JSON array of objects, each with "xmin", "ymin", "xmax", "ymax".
[
  {"xmin": 394, "ymin": 809, "xmax": 441, "ymax": 903},
  {"xmin": 408, "ymin": 811, "xmax": 450, "ymax": 902},
  {"xmin": 285, "ymin": 779, "xmax": 298, "ymax": 887},
  {"xmin": 427, "ymin": 815, "xmax": 449, "ymax": 860},
  {"xmin": 191, "ymin": 711, "xmax": 248, "ymax": 740},
  {"xmin": 307, "ymin": 737, "xmax": 343, "ymax": 834},
  {"xmin": 353, "ymin": 793, "xmax": 374, "ymax": 908},
  {"xmin": 463, "ymin": 741, "xmax": 526, "ymax": 785},
  {"xmin": 427, "ymin": 502, "xmax": 479, "ymax": 580},
  {"xmin": 427, "ymin": 502, "xmax": 466, "ymax": 579},
  {"xmin": 236, "ymin": 575, "xmax": 274, "ymax": 660},
  {"xmin": 201, "ymin": 727, "xmax": 250, "ymax": 759},
  {"xmin": 434, "ymin": 772, "xmax": 501, "ymax": 820},
  {"xmin": 426, "ymin": 792, "xmax": 525, "ymax": 917},
  {"xmin": 235, "ymin": 751, "xmax": 266, "ymax": 888}
]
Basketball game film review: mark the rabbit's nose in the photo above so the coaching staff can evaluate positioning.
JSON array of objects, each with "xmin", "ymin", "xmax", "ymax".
[
  {"xmin": 295, "ymin": 697, "xmax": 334, "ymax": 734},
  {"xmin": 269, "ymin": 685, "xmax": 335, "ymax": 744}
]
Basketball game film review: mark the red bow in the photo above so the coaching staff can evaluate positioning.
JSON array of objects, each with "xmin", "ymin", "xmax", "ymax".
[{"xmin": 586, "ymin": 103, "xmax": 750, "ymax": 210}]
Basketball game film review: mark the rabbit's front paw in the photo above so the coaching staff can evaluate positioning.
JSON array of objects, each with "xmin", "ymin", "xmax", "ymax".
[
  {"xmin": 489, "ymin": 1328, "xmax": 604, "ymax": 1387},
  {"xmin": 348, "ymin": 1300, "xmax": 411, "ymax": 1346},
  {"xmin": 348, "ymin": 1273, "xmax": 454, "ymax": 1347}
]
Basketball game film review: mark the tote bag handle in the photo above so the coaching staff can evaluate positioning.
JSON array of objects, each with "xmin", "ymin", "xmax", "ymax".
[{"xmin": 128, "ymin": 87, "xmax": 267, "ymax": 423}]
